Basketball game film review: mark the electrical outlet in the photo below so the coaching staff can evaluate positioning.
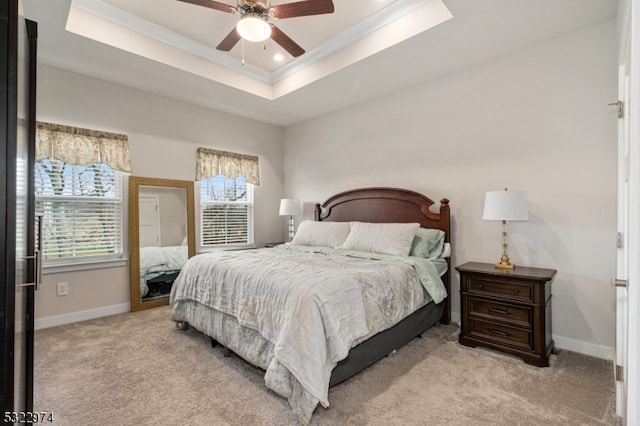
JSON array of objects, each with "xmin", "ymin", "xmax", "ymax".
[{"xmin": 56, "ymin": 282, "xmax": 68, "ymax": 297}]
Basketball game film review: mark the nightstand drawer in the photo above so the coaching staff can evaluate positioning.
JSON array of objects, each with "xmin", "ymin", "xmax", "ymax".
[
  {"xmin": 464, "ymin": 276, "xmax": 533, "ymax": 303},
  {"xmin": 469, "ymin": 298, "xmax": 532, "ymax": 328},
  {"xmin": 468, "ymin": 318, "xmax": 532, "ymax": 350}
]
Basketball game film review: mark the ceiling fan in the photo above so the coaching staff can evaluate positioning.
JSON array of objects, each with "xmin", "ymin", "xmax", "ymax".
[{"xmin": 177, "ymin": 0, "xmax": 335, "ymax": 58}]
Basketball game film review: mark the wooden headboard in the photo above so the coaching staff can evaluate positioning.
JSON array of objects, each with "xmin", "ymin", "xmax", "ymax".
[{"xmin": 314, "ymin": 187, "xmax": 451, "ymax": 324}]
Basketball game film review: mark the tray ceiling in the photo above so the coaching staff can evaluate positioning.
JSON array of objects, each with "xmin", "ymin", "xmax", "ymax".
[{"xmin": 23, "ymin": 0, "xmax": 617, "ymax": 126}]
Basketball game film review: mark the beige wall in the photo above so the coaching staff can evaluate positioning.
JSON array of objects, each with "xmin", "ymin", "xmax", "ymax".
[
  {"xmin": 35, "ymin": 65, "xmax": 284, "ymax": 323},
  {"xmin": 283, "ymin": 21, "xmax": 618, "ymax": 357}
]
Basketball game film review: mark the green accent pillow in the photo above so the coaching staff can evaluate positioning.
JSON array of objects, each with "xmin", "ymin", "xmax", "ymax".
[{"xmin": 410, "ymin": 228, "xmax": 445, "ymax": 259}]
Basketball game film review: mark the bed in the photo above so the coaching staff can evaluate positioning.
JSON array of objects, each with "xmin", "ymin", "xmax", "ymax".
[{"xmin": 170, "ymin": 187, "xmax": 451, "ymax": 423}]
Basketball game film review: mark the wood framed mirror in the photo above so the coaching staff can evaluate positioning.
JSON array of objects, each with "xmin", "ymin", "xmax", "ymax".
[{"xmin": 129, "ymin": 177, "xmax": 196, "ymax": 311}]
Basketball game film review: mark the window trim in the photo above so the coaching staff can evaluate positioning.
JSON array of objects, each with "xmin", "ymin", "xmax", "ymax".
[
  {"xmin": 35, "ymin": 162, "xmax": 126, "ymax": 267},
  {"xmin": 198, "ymin": 177, "xmax": 255, "ymax": 251},
  {"xmin": 42, "ymin": 258, "xmax": 127, "ymax": 275}
]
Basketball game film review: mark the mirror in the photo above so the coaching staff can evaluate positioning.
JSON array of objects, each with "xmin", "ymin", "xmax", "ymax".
[{"xmin": 129, "ymin": 177, "xmax": 195, "ymax": 311}]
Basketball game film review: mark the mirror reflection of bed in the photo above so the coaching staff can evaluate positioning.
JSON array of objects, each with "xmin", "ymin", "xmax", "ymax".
[
  {"xmin": 129, "ymin": 177, "xmax": 195, "ymax": 311},
  {"xmin": 138, "ymin": 186, "xmax": 188, "ymax": 301}
]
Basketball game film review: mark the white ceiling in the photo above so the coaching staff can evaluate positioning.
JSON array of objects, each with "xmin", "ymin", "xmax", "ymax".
[{"xmin": 22, "ymin": 0, "xmax": 617, "ymax": 127}]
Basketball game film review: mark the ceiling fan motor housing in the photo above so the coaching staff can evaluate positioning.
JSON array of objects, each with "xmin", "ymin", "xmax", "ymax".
[{"xmin": 237, "ymin": 1, "xmax": 271, "ymax": 18}]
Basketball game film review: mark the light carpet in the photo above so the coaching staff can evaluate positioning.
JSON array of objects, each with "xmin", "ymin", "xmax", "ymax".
[{"xmin": 34, "ymin": 306, "xmax": 620, "ymax": 425}]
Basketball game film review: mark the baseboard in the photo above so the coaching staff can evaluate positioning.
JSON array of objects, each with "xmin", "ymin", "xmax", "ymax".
[
  {"xmin": 552, "ymin": 335, "xmax": 614, "ymax": 360},
  {"xmin": 35, "ymin": 303, "xmax": 131, "ymax": 330}
]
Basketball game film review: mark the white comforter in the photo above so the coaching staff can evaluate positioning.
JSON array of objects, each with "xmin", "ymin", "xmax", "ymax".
[{"xmin": 170, "ymin": 245, "xmax": 446, "ymax": 423}]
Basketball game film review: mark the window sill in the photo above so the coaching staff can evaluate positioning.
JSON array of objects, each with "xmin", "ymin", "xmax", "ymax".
[
  {"xmin": 199, "ymin": 245, "xmax": 257, "ymax": 254},
  {"xmin": 43, "ymin": 258, "xmax": 128, "ymax": 275}
]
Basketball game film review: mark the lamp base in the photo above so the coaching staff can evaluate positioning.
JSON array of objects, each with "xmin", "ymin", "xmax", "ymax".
[
  {"xmin": 495, "ymin": 255, "xmax": 515, "ymax": 270},
  {"xmin": 287, "ymin": 216, "xmax": 295, "ymax": 242}
]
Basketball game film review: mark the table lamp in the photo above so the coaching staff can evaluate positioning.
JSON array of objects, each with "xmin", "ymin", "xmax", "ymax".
[
  {"xmin": 482, "ymin": 188, "xmax": 529, "ymax": 269},
  {"xmin": 279, "ymin": 198, "xmax": 302, "ymax": 242}
]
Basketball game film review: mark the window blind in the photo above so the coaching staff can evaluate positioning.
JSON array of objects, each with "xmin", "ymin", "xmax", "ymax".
[
  {"xmin": 199, "ymin": 175, "xmax": 254, "ymax": 248},
  {"xmin": 201, "ymin": 204, "xmax": 251, "ymax": 245},
  {"xmin": 35, "ymin": 159, "xmax": 124, "ymax": 262}
]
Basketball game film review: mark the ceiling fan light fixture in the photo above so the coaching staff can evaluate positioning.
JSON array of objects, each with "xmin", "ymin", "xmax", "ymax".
[{"xmin": 236, "ymin": 14, "xmax": 271, "ymax": 42}]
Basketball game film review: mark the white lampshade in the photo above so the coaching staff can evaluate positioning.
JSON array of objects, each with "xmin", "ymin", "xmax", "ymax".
[
  {"xmin": 236, "ymin": 15, "xmax": 271, "ymax": 42},
  {"xmin": 279, "ymin": 199, "xmax": 301, "ymax": 216},
  {"xmin": 482, "ymin": 190, "xmax": 529, "ymax": 221}
]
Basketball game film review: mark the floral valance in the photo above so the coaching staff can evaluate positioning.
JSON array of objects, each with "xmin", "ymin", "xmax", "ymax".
[
  {"xmin": 196, "ymin": 147, "xmax": 260, "ymax": 186},
  {"xmin": 36, "ymin": 121, "xmax": 131, "ymax": 173}
]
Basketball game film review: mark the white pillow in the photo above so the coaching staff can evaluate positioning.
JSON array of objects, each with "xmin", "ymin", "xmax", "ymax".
[
  {"xmin": 291, "ymin": 220, "xmax": 351, "ymax": 248},
  {"xmin": 339, "ymin": 222, "xmax": 420, "ymax": 257}
]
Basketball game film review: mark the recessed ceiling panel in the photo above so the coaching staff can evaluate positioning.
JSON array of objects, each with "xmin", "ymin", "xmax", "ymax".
[
  {"xmin": 101, "ymin": 0, "xmax": 397, "ymax": 71},
  {"xmin": 65, "ymin": 0, "xmax": 453, "ymax": 97}
]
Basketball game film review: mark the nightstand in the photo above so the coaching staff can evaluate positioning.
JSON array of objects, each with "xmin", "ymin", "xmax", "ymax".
[{"xmin": 456, "ymin": 261, "xmax": 557, "ymax": 367}]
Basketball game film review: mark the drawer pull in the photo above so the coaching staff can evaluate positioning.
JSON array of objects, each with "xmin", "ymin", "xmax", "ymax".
[
  {"xmin": 488, "ymin": 328, "xmax": 511, "ymax": 337},
  {"xmin": 513, "ymin": 288, "xmax": 520, "ymax": 294},
  {"xmin": 489, "ymin": 307, "xmax": 510, "ymax": 315},
  {"xmin": 478, "ymin": 284, "xmax": 485, "ymax": 289}
]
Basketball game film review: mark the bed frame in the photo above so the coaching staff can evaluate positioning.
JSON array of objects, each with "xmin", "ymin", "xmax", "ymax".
[{"xmin": 314, "ymin": 187, "xmax": 451, "ymax": 386}]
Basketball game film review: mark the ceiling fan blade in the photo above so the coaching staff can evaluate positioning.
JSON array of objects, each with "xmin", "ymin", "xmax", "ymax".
[
  {"xmin": 269, "ymin": 24, "xmax": 305, "ymax": 57},
  {"xmin": 176, "ymin": 0, "xmax": 235, "ymax": 13},
  {"xmin": 271, "ymin": 0, "xmax": 334, "ymax": 19},
  {"xmin": 217, "ymin": 27, "xmax": 242, "ymax": 51}
]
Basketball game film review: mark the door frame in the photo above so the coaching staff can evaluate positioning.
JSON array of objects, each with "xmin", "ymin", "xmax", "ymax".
[
  {"xmin": 1, "ymin": 0, "xmax": 19, "ymax": 411},
  {"xmin": 1, "ymin": 0, "xmax": 37, "ymax": 412},
  {"xmin": 617, "ymin": 0, "xmax": 640, "ymax": 423},
  {"xmin": 625, "ymin": 0, "xmax": 640, "ymax": 423},
  {"xmin": 615, "ymin": 62, "xmax": 629, "ymax": 419},
  {"xmin": 23, "ymin": 16, "xmax": 38, "ymax": 414}
]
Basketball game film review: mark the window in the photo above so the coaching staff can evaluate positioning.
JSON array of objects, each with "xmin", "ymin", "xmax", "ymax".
[
  {"xmin": 35, "ymin": 158, "xmax": 124, "ymax": 263},
  {"xmin": 200, "ymin": 175, "xmax": 254, "ymax": 248}
]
